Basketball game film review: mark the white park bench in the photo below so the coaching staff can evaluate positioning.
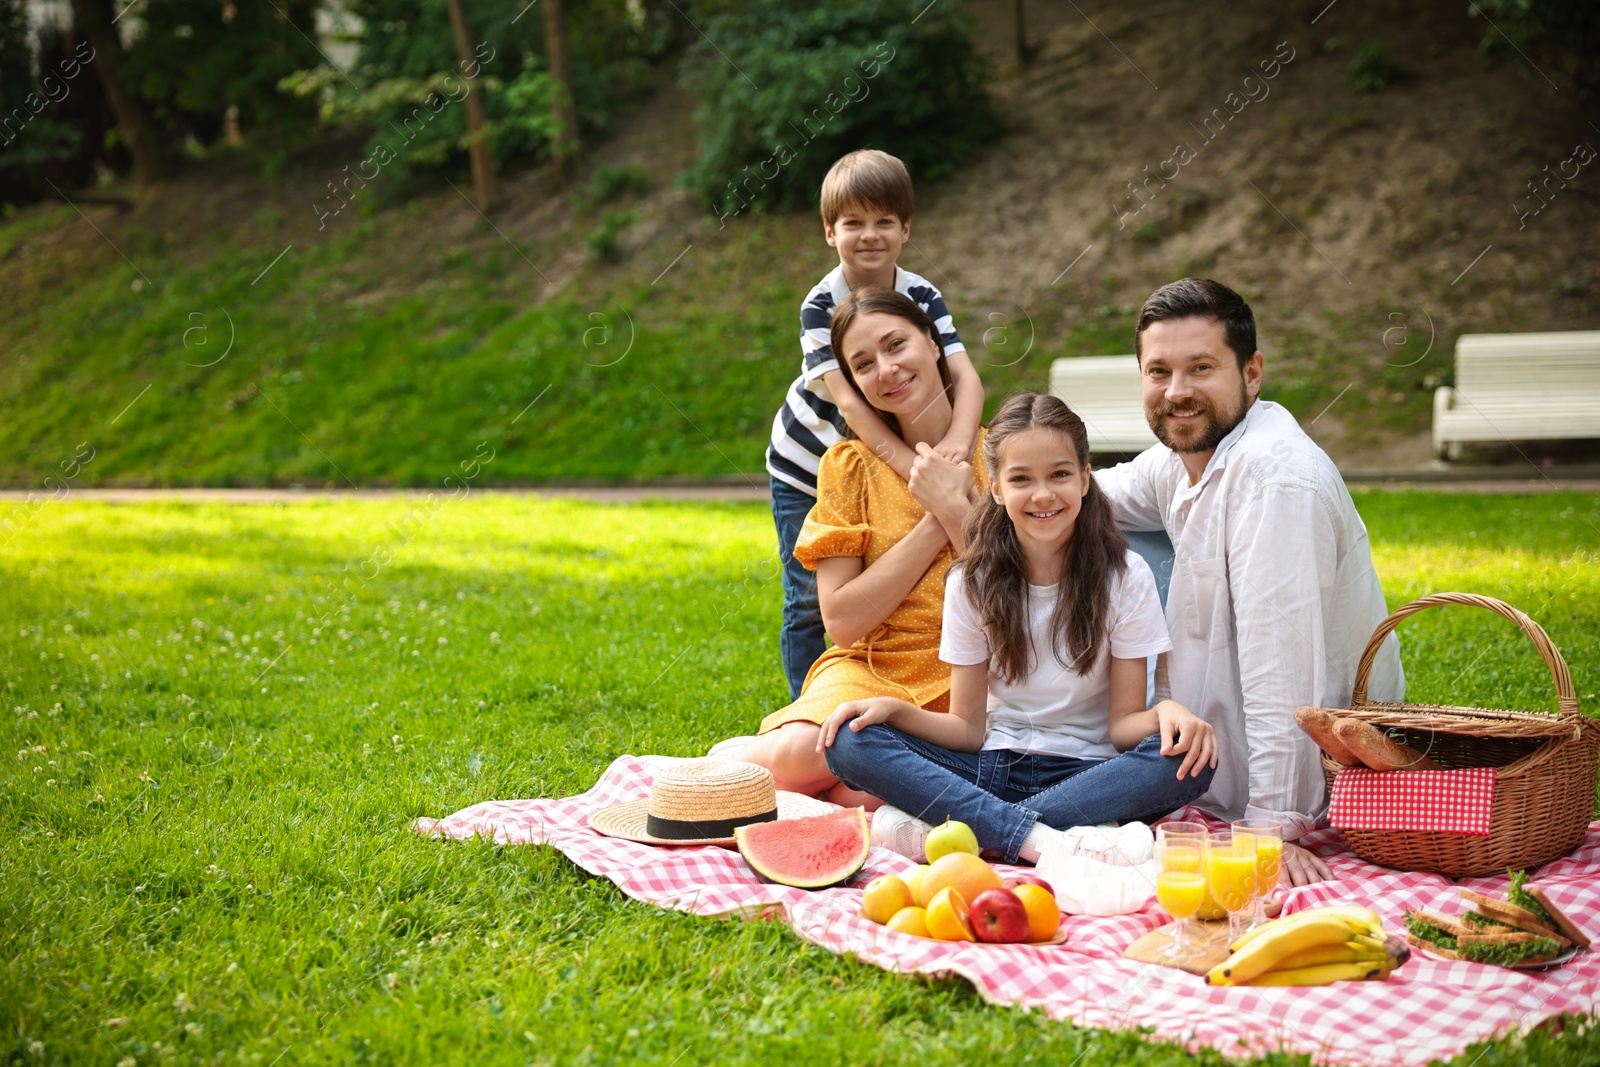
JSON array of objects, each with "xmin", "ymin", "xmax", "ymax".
[
  {"xmin": 1048, "ymin": 355, "xmax": 1157, "ymax": 454},
  {"xmin": 1433, "ymin": 330, "xmax": 1600, "ymax": 460}
]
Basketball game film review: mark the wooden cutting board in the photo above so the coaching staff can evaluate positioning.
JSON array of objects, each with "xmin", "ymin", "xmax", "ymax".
[
  {"xmin": 1123, "ymin": 901, "xmax": 1282, "ymax": 975},
  {"xmin": 1123, "ymin": 920, "xmax": 1234, "ymax": 974}
]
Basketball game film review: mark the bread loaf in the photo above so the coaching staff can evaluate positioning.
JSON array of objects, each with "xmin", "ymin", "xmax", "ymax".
[{"xmin": 1331, "ymin": 719, "xmax": 1442, "ymax": 771}]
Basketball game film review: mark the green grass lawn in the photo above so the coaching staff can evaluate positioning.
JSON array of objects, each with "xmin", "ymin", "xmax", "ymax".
[
  {"xmin": 3, "ymin": 490, "xmax": 1598, "ymax": 1065},
  {"xmin": 0, "ymin": 184, "xmax": 1420, "ymax": 491}
]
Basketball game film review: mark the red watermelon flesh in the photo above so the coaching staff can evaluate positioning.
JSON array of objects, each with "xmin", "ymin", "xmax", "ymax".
[{"xmin": 735, "ymin": 807, "xmax": 870, "ymax": 889}]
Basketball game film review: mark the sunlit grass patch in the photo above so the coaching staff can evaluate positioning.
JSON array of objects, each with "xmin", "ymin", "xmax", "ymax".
[{"xmin": 2, "ymin": 491, "xmax": 1596, "ymax": 1065}]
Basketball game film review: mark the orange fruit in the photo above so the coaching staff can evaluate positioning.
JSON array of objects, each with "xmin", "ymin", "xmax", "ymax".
[
  {"xmin": 886, "ymin": 905, "xmax": 931, "ymax": 938},
  {"xmin": 1012, "ymin": 883, "xmax": 1061, "ymax": 942},
  {"xmin": 918, "ymin": 852, "xmax": 1004, "ymax": 909},
  {"xmin": 859, "ymin": 874, "xmax": 915, "ymax": 925},
  {"xmin": 924, "ymin": 887, "xmax": 976, "ymax": 942},
  {"xmin": 902, "ymin": 864, "xmax": 929, "ymax": 905}
]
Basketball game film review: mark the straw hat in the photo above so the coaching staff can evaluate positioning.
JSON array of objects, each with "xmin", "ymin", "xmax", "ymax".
[{"xmin": 588, "ymin": 760, "xmax": 831, "ymax": 847}]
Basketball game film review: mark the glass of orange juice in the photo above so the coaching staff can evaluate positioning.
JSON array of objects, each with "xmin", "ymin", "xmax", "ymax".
[
  {"xmin": 1154, "ymin": 822, "xmax": 1208, "ymax": 961},
  {"xmin": 1232, "ymin": 819, "xmax": 1284, "ymax": 933},
  {"xmin": 1205, "ymin": 830, "xmax": 1259, "ymax": 941}
]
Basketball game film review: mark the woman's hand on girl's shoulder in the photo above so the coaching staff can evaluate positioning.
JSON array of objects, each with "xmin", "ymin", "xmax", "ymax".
[
  {"xmin": 1154, "ymin": 700, "xmax": 1218, "ymax": 780},
  {"xmin": 817, "ymin": 697, "xmax": 906, "ymax": 752}
]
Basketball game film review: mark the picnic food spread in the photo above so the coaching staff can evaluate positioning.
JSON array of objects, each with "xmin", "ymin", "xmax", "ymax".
[
  {"xmin": 853, "ymin": 820, "xmax": 1063, "ymax": 944},
  {"xmin": 1404, "ymin": 869, "xmax": 1591, "ymax": 968},
  {"xmin": 1204, "ymin": 905, "xmax": 1410, "ymax": 986}
]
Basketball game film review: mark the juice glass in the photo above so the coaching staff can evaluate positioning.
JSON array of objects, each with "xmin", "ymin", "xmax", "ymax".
[
  {"xmin": 1231, "ymin": 818, "xmax": 1284, "ymax": 933},
  {"xmin": 1205, "ymin": 830, "xmax": 1259, "ymax": 941},
  {"xmin": 1154, "ymin": 822, "xmax": 1208, "ymax": 961}
]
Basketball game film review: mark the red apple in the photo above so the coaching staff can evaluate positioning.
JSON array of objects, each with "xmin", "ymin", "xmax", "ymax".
[
  {"xmin": 1004, "ymin": 873, "xmax": 1055, "ymax": 897},
  {"xmin": 968, "ymin": 887, "xmax": 1030, "ymax": 944}
]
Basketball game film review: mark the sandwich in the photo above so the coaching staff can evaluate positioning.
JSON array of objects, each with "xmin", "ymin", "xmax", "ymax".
[
  {"xmin": 1457, "ymin": 889, "xmax": 1571, "ymax": 948},
  {"xmin": 1508, "ymin": 870, "xmax": 1591, "ymax": 950},
  {"xmin": 1403, "ymin": 910, "xmax": 1562, "ymax": 967},
  {"xmin": 1403, "ymin": 869, "xmax": 1591, "ymax": 969}
]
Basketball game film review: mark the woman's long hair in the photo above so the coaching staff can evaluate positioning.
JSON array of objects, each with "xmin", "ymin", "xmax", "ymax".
[
  {"xmin": 963, "ymin": 393, "xmax": 1128, "ymax": 683},
  {"xmin": 828, "ymin": 287, "xmax": 954, "ymax": 441}
]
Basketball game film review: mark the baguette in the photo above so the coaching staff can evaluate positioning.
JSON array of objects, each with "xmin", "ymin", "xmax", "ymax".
[
  {"xmin": 1331, "ymin": 718, "xmax": 1442, "ymax": 771},
  {"xmin": 1294, "ymin": 706, "xmax": 1361, "ymax": 765},
  {"xmin": 1523, "ymin": 885, "xmax": 1592, "ymax": 950}
]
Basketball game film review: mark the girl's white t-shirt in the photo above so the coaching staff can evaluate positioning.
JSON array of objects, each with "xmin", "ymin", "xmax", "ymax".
[{"xmin": 939, "ymin": 551, "xmax": 1172, "ymax": 760}]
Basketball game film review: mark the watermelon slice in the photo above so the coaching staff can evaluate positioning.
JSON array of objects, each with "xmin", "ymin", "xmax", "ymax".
[{"xmin": 735, "ymin": 807, "xmax": 870, "ymax": 889}]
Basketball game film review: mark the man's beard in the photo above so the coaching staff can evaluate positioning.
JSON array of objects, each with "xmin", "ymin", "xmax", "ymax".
[{"xmin": 1148, "ymin": 383, "xmax": 1250, "ymax": 454}]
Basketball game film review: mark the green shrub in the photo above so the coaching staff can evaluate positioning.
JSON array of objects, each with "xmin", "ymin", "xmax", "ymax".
[
  {"xmin": 680, "ymin": 0, "xmax": 997, "ymax": 218},
  {"xmin": 585, "ymin": 210, "xmax": 633, "ymax": 261},
  {"xmin": 1469, "ymin": 0, "xmax": 1600, "ymax": 93},
  {"xmin": 1348, "ymin": 42, "xmax": 1412, "ymax": 92},
  {"xmin": 575, "ymin": 162, "xmax": 651, "ymax": 210}
]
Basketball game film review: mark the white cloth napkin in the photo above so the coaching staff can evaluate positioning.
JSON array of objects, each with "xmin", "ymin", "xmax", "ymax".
[{"xmin": 1033, "ymin": 851, "xmax": 1159, "ymax": 916}]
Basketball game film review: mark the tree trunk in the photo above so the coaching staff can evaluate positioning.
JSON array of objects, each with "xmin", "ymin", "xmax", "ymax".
[
  {"xmin": 443, "ymin": 0, "xmax": 495, "ymax": 211},
  {"xmin": 70, "ymin": 0, "xmax": 167, "ymax": 184},
  {"xmin": 542, "ymin": 0, "xmax": 578, "ymax": 181},
  {"xmin": 1013, "ymin": 0, "xmax": 1030, "ymax": 63}
]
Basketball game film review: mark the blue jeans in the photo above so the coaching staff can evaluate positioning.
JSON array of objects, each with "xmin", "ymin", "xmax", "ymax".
[
  {"xmin": 770, "ymin": 476, "xmax": 826, "ymax": 701},
  {"xmin": 824, "ymin": 724, "xmax": 1216, "ymax": 862}
]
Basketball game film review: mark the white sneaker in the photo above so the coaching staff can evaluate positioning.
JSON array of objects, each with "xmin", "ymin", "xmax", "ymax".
[
  {"xmin": 870, "ymin": 805, "xmax": 935, "ymax": 862},
  {"xmin": 706, "ymin": 735, "xmax": 757, "ymax": 760},
  {"xmin": 1057, "ymin": 821, "xmax": 1154, "ymax": 867}
]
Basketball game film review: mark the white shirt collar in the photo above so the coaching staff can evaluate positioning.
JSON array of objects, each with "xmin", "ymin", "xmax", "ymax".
[{"xmin": 1175, "ymin": 398, "xmax": 1261, "ymax": 505}]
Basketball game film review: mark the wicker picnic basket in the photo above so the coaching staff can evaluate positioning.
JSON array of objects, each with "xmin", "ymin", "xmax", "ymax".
[{"xmin": 1320, "ymin": 592, "xmax": 1600, "ymax": 877}]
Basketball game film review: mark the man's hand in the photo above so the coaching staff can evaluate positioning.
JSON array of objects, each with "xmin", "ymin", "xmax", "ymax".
[{"xmin": 1282, "ymin": 841, "xmax": 1333, "ymax": 887}]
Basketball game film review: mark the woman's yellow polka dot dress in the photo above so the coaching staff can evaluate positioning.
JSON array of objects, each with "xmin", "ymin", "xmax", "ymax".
[{"xmin": 758, "ymin": 433, "xmax": 988, "ymax": 733}]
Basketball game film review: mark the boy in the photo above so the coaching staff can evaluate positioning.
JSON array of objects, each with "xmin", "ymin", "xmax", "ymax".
[{"xmin": 766, "ymin": 149, "xmax": 985, "ymax": 699}]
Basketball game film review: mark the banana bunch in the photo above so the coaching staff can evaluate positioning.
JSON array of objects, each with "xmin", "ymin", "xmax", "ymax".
[{"xmin": 1205, "ymin": 905, "xmax": 1410, "ymax": 986}]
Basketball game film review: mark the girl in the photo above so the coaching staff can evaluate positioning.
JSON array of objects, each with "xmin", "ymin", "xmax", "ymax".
[
  {"xmin": 731, "ymin": 289, "xmax": 984, "ymax": 803},
  {"xmin": 819, "ymin": 392, "xmax": 1218, "ymax": 864}
]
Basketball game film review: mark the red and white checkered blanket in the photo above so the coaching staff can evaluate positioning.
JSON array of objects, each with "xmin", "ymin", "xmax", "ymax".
[{"xmin": 415, "ymin": 755, "xmax": 1600, "ymax": 1066}]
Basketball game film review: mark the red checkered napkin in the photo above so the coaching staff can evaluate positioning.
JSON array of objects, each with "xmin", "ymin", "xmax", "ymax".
[{"xmin": 1328, "ymin": 766, "xmax": 1496, "ymax": 836}]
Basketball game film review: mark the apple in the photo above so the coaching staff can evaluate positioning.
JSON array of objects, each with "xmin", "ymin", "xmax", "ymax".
[
  {"xmin": 1004, "ymin": 872, "xmax": 1055, "ymax": 897},
  {"xmin": 968, "ymin": 887, "xmax": 1030, "ymax": 944},
  {"xmin": 925, "ymin": 817, "xmax": 980, "ymax": 863}
]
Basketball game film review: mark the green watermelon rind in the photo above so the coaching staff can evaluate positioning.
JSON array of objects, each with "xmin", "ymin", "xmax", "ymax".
[{"xmin": 735, "ymin": 808, "xmax": 870, "ymax": 889}]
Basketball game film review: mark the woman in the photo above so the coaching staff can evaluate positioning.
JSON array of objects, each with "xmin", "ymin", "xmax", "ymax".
[{"xmin": 733, "ymin": 288, "xmax": 984, "ymax": 804}]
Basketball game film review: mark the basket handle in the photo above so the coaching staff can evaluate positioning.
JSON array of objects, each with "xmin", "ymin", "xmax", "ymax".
[{"xmin": 1351, "ymin": 592, "xmax": 1579, "ymax": 715}]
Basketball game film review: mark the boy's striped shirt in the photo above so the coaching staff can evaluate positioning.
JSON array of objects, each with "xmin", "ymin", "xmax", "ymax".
[{"xmin": 766, "ymin": 265, "xmax": 965, "ymax": 496}]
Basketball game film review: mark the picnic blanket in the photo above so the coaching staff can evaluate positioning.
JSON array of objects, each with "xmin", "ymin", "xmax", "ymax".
[{"xmin": 414, "ymin": 755, "xmax": 1600, "ymax": 1066}]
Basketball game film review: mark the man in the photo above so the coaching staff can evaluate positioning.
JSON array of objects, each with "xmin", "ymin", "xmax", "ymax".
[{"xmin": 1095, "ymin": 278, "xmax": 1404, "ymax": 886}]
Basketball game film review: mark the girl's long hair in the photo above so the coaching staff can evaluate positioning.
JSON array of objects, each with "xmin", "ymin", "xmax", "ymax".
[
  {"xmin": 963, "ymin": 393, "xmax": 1128, "ymax": 683},
  {"xmin": 828, "ymin": 287, "xmax": 954, "ymax": 441}
]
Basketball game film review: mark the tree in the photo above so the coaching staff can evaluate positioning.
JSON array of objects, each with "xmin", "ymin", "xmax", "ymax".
[
  {"xmin": 542, "ymin": 0, "xmax": 578, "ymax": 180},
  {"xmin": 1013, "ymin": 0, "xmax": 1033, "ymax": 63},
  {"xmin": 70, "ymin": 0, "xmax": 168, "ymax": 184},
  {"xmin": 443, "ymin": 0, "xmax": 495, "ymax": 208}
]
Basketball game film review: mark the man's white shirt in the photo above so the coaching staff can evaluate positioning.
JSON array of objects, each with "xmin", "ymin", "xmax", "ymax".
[{"xmin": 1095, "ymin": 400, "xmax": 1404, "ymax": 839}]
